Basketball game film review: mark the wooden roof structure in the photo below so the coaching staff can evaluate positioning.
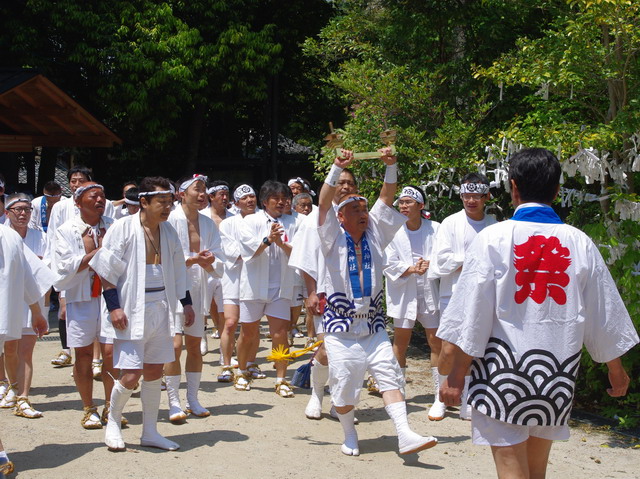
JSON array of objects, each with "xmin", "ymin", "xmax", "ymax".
[{"xmin": 0, "ymin": 69, "xmax": 121, "ymax": 152}]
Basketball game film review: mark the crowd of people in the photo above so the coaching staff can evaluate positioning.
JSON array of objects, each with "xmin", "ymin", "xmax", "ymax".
[{"xmin": 0, "ymin": 146, "xmax": 637, "ymax": 478}]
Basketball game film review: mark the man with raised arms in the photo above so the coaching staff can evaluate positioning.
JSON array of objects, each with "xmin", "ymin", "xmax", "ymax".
[
  {"xmin": 217, "ymin": 184, "xmax": 258, "ymax": 383},
  {"xmin": 438, "ymin": 148, "xmax": 638, "ymax": 478},
  {"xmin": 289, "ymin": 168, "xmax": 359, "ymax": 420},
  {"xmin": 164, "ymin": 174, "xmax": 222, "ymax": 422},
  {"xmin": 317, "ymin": 149, "xmax": 437, "ymax": 457},
  {"xmin": 52, "ymin": 182, "xmax": 118, "ymax": 429},
  {"xmin": 90, "ymin": 176, "xmax": 195, "ymax": 451}
]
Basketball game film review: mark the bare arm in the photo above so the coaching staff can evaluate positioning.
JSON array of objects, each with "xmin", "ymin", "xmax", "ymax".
[
  {"xmin": 606, "ymin": 357, "xmax": 631, "ymax": 397},
  {"xmin": 318, "ymin": 150, "xmax": 353, "ymax": 226},
  {"xmin": 379, "ymin": 147, "xmax": 398, "ymax": 207},
  {"xmin": 439, "ymin": 340, "xmax": 474, "ymax": 406}
]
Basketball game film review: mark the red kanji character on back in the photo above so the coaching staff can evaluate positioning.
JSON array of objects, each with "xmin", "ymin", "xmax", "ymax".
[{"xmin": 513, "ymin": 235, "xmax": 571, "ymax": 304}]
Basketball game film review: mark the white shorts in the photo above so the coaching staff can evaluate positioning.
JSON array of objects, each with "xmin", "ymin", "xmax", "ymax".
[
  {"xmin": 66, "ymin": 299, "xmax": 112, "ymax": 348},
  {"xmin": 291, "ymin": 286, "xmax": 304, "ymax": 308},
  {"xmin": 240, "ymin": 297, "xmax": 291, "ymax": 323},
  {"xmin": 208, "ymin": 276, "xmax": 224, "ymax": 314},
  {"xmin": 0, "ymin": 334, "xmax": 5, "ymax": 351},
  {"xmin": 113, "ymin": 298, "xmax": 174, "ymax": 369},
  {"xmin": 393, "ymin": 311, "xmax": 439, "ymax": 330},
  {"xmin": 324, "ymin": 329, "xmax": 404, "ymax": 407},
  {"xmin": 471, "ymin": 409, "xmax": 570, "ymax": 446},
  {"xmin": 312, "ymin": 314, "xmax": 325, "ymax": 335},
  {"xmin": 224, "ymin": 298, "xmax": 240, "ymax": 306},
  {"xmin": 173, "ymin": 311, "xmax": 205, "ymax": 338},
  {"xmin": 21, "ymin": 327, "xmax": 37, "ymax": 337}
]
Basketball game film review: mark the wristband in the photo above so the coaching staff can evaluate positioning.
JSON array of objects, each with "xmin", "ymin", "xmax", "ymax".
[
  {"xmin": 180, "ymin": 290, "xmax": 193, "ymax": 307},
  {"xmin": 103, "ymin": 289, "xmax": 121, "ymax": 312},
  {"xmin": 384, "ymin": 163, "xmax": 398, "ymax": 184},
  {"xmin": 325, "ymin": 164, "xmax": 344, "ymax": 187}
]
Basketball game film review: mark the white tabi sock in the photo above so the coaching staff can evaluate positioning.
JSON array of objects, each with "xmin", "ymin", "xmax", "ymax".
[
  {"xmin": 427, "ymin": 367, "xmax": 447, "ymax": 421},
  {"xmin": 385, "ymin": 401, "xmax": 437, "ymax": 455},
  {"xmin": 459, "ymin": 375, "xmax": 472, "ymax": 420},
  {"xmin": 105, "ymin": 380, "xmax": 133, "ymax": 450},
  {"xmin": 305, "ymin": 362, "xmax": 329, "ymax": 419},
  {"xmin": 185, "ymin": 372, "xmax": 209, "ymax": 416},
  {"xmin": 164, "ymin": 374, "xmax": 186, "ymax": 421},
  {"xmin": 140, "ymin": 378, "xmax": 180, "ymax": 451},
  {"xmin": 337, "ymin": 409, "xmax": 359, "ymax": 456}
]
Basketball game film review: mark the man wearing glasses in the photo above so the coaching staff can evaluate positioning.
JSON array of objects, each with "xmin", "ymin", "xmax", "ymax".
[{"xmin": 427, "ymin": 173, "xmax": 497, "ymax": 420}]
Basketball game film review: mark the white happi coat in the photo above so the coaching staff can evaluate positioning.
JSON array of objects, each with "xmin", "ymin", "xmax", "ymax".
[
  {"xmin": 238, "ymin": 210, "xmax": 298, "ymax": 301},
  {"xmin": 427, "ymin": 209, "xmax": 496, "ymax": 304},
  {"xmin": 384, "ymin": 218, "xmax": 440, "ymax": 320},
  {"xmin": 46, "ymin": 196, "xmax": 115, "ymax": 262},
  {"xmin": 437, "ymin": 203, "xmax": 639, "ymax": 427},
  {"xmin": 167, "ymin": 206, "xmax": 224, "ymax": 318},
  {"xmin": 219, "ymin": 214, "xmax": 248, "ymax": 300},
  {"xmin": 0, "ymin": 225, "xmax": 54, "ymax": 339},
  {"xmin": 15, "ymin": 226, "xmax": 49, "ymax": 329},
  {"xmin": 29, "ymin": 195, "xmax": 50, "ymax": 231},
  {"xmin": 318, "ymin": 200, "xmax": 406, "ymax": 335},
  {"xmin": 88, "ymin": 213, "xmax": 187, "ymax": 340},
  {"xmin": 53, "ymin": 216, "xmax": 114, "ymax": 303}
]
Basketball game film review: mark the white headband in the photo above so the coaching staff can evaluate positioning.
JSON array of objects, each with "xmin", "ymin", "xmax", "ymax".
[
  {"xmin": 5, "ymin": 198, "xmax": 30, "ymax": 210},
  {"xmin": 138, "ymin": 190, "xmax": 173, "ymax": 198},
  {"xmin": 44, "ymin": 193, "xmax": 62, "ymax": 198},
  {"xmin": 337, "ymin": 195, "xmax": 368, "ymax": 211},
  {"xmin": 233, "ymin": 184, "xmax": 256, "ymax": 202},
  {"xmin": 288, "ymin": 177, "xmax": 316, "ymax": 196},
  {"xmin": 460, "ymin": 182, "xmax": 490, "ymax": 195},
  {"xmin": 206, "ymin": 184, "xmax": 229, "ymax": 195},
  {"xmin": 398, "ymin": 186, "xmax": 424, "ymax": 204},
  {"xmin": 74, "ymin": 184, "xmax": 104, "ymax": 200},
  {"xmin": 179, "ymin": 174, "xmax": 208, "ymax": 192},
  {"xmin": 124, "ymin": 198, "xmax": 140, "ymax": 206}
]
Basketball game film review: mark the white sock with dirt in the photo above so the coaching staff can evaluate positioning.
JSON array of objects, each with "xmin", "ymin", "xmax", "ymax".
[
  {"xmin": 165, "ymin": 374, "xmax": 184, "ymax": 420},
  {"xmin": 105, "ymin": 380, "xmax": 133, "ymax": 450},
  {"xmin": 185, "ymin": 372, "xmax": 208, "ymax": 416},
  {"xmin": 385, "ymin": 400, "xmax": 437, "ymax": 454},
  {"xmin": 427, "ymin": 367, "xmax": 447, "ymax": 420},
  {"xmin": 337, "ymin": 409, "xmax": 359, "ymax": 456},
  {"xmin": 305, "ymin": 362, "xmax": 329, "ymax": 419},
  {"xmin": 140, "ymin": 378, "xmax": 179, "ymax": 451},
  {"xmin": 459, "ymin": 375, "xmax": 472, "ymax": 420}
]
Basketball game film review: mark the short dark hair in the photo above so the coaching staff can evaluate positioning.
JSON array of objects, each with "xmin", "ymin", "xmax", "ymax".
[
  {"xmin": 43, "ymin": 181, "xmax": 62, "ymax": 194},
  {"xmin": 138, "ymin": 176, "xmax": 172, "ymax": 204},
  {"xmin": 67, "ymin": 165, "xmax": 93, "ymax": 182},
  {"xmin": 461, "ymin": 172, "xmax": 490, "ymax": 186},
  {"xmin": 259, "ymin": 180, "xmax": 291, "ymax": 207},
  {"xmin": 125, "ymin": 187, "xmax": 139, "ymax": 202},
  {"xmin": 122, "ymin": 180, "xmax": 137, "ymax": 190},
  {"xmin": 207, "ymin": 180, "xmax": 229, "ymax": 196},
  {"xmin": 508, "ymin": 148, "xmax": 561, "ymax": 204},
  {"xmin": 342, "ymin": 168, "xmax": 357, "ymax": 186}
]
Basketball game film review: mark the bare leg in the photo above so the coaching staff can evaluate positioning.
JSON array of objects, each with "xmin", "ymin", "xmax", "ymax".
[
  {"xmin": 17, "ymin": 335, "xmax": 37, "ymax": 396},
  {"xmin": 237, "ymin": 321, "xmax": 260, "ymax": 371},
  {"xmin": 100, "ymin": 343, "xmax": 115, "ymax": 405},
  {"xmin": 392, "ymin": 327, "xmax": 412, "ymax": 368},
  {"xmin": 426, "ymin": 328, "xmax": 441, "ymax": 366},
  {"xmin": 268, "ymin": 316, "xmax": 290, "ymax": 380},
  {"xmin": 164, "ymin": 334, "xmax": 183, "ymax": 376},
  {"xmin": 73, "ymin": 345, "xmax": 95, "ymax": 407},
  {"xmin": 220, "ymin": 304, "xmax": 239, "ymax": 365}
]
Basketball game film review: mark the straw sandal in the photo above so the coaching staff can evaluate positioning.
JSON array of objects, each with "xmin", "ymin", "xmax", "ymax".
[
  {"xmin": 14, "ymin": 396, "xmax": 43, "ymax": 418},
  {"xmin": 81, "ymin": 405, "xmax": 103, "ymax": 429},
  {"xmin": 275, "ymin": 381, "xmax": 295, "ymax": 398}
]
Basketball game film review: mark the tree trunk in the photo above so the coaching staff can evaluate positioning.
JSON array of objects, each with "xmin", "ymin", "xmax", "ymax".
[{"xmin": 185, "ymin": 102, "xmax": 207, "ymax": 174}]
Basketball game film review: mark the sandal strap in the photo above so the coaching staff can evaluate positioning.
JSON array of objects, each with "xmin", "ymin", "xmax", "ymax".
[
  {"xmin": 15, "ymin": 396, "xmax": 42, "ymax": 417},
  {"xmin": 276, "ymin": 381, "xmax": 294, "ymax": 397},
  {"xmin": 0, "ymin": 461, "xmax": 15, "ymax": 475}
]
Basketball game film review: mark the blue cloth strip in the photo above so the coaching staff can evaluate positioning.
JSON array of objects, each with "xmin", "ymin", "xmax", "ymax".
[
  {"xmin": 344, "ymin": 230, "xmax": 372, "ymax": 298},
  {"xmin": 511, "ymin": 206, "xmax": 563, "ymax": 224}
]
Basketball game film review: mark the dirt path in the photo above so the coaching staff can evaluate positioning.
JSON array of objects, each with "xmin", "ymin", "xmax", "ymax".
[{"xmin": 1, "ymin": 328, "xmax": 637, "ymax": 478}]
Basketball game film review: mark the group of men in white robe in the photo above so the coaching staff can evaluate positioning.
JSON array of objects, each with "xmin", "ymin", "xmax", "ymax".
[{"xmin": 0, "ymin": 145, "xmax": 637, "ymax": 475}]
